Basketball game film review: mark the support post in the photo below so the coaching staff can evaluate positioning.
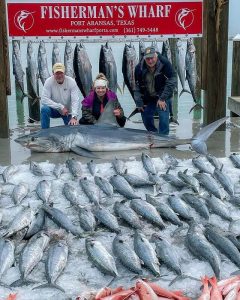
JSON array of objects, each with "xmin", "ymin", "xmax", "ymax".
[
  {"xmin": 203, "ymin": 0, "xmax": 229, "ymax": 126},
  {"xmin": 230, "ymin": 38, "xmax": 240, "ymax": 117},
  {"xmin": 0, "ymin": 0, "xmax": 9, "ymax": 138}
]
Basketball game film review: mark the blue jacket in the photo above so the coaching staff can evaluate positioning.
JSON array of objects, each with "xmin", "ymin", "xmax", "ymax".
[{"xmin": 134, "ymin": 54, "xmax": 177, "ymax": 107}]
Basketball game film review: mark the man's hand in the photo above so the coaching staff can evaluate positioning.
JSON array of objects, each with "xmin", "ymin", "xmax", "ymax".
[
  {"xmin": 157, "ymin": 100, "xmax": 167, "ymax": 111},
  {"xmin": 113, "ymin": 109, "xmax": 121, "ymax": 117},
  {"xmin": 61, "ymin": 107, "xmax": 69, "ymax": 116},
  {"xmin": 137, "ymin": 107, "xmax": 145, "ymax": 112},
  {"xmin": 68, "ymin": 117, "xmax": 78, "ymax": 126}
]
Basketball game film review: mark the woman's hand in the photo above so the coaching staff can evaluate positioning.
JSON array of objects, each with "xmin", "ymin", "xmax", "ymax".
[{"xmin": 113, "ymin": 109, "xmax": 121, "ymax": 117}]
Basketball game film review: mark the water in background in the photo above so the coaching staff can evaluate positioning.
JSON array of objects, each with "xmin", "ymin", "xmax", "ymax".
[{"xmin": 8, "ymin": 39, "xmax": 233, "ymax": 130}]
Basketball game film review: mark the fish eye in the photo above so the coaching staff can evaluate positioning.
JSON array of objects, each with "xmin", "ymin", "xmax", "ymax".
[{"xmin": 31, "ymin": 137, "xmax": 35, "ymax": 142}]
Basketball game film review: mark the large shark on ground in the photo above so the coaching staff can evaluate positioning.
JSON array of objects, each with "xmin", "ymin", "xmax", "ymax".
[{"xmin": 15, "ymin": 101, "xmax": 227, "ymax": 158}]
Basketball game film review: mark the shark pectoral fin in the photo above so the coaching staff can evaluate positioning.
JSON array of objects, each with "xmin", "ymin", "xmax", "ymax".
[{"xmin": 70, "ymin": 146, "xmax": 100, "ymax": 159}]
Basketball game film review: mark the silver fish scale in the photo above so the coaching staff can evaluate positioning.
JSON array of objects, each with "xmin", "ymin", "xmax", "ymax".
[
  {"xmin": 36, "ymin": 180, "xmax": 51, "ymax": 203},
  {"xmin": 113, "ymin": 235, "xmax": 142, "ymax": 274},
  {"xmin": 0, "ymin": 239, "xmax": 15, "ymax": 278},
  {"xmin": 141, "ymin": 153, "xmax": 157, "ymax": 175},
  {"xmin": 206, "ymin": 154, "xmax": 223, "ymax": 170},
  {"xmin": 152, "ymin": 234, "xmax": 182, "ymax": 275},
  {"xmin": 12, "ymin": 183, "xmax": 29, "ymax": 204},
  {"xmin": 12, "ymin": 40, "xmax": 24, "ymax": 92},
  {"xmin": 79, "ymin": 207, "xmax": 96, "ymax": 232},
  {"xmin": 122, "ymin": 173, "xmax": 154, "ymax": 187},
  {"xmin": 63, "ymin": 183, "xmax": 82, "ymax": 207},
  {"xmin": 85, "ymin": 238, "xmax": 118, "ymax": 276},
  {"xmin": 53, "ymin": 164, "xmax": 64, "ymax": 179},
  {"xmin": 110, "ymin": 175, "xmax": 140, "ymax": 199},
  {"xmin": 134, "ymin": 231, "xmax": 160, "ymax": 276},
  {"xmin": 30, "ymin": 161, "xmax": 45, "ymax": 176},
  {"xmin": 192, "ymin": 157, "xmax": 212, "ymax": 174},
  {"xmin": 204, "ymin": 196, "xmax": 232, "ymax": 221},
  {"xmin": 178, "ymin": 170, "xmax": 200, "ymax": 193},
  {"xmin": 3, "ymin": 165, "xmax": 18, "ymax": 183},
  {"xmin": 52, "ymin": 43, "xmax": 61, "ymax": 66},
  {"xmin": 87, "ymin": 160, "xmax": 99, "ymax": 176},
  {"xmin": 194, "ymin": 173, "xmax": 222, "ymax": 199},
  {"xmin": 66, "ymin": 158, "xmax": 82, "ymax": 178},
  {"xmin": 113, "ymin": 201, "xmax": 141, "ymax": 229},
  {"xmin": 94, "ymin": 176, "xmax": 113, "ymax": 197},
  {"xmin": 80, "ymin": 177, "xmax": 101, "ymax": 205},
  {"xmin": 168, "ymin": 195, "xmax": 192, "ymax": 220},
  {"xmin": 161, "ymin": 173, "xmax": 186, "ymax": 189},
  {"xmin": 94, "ymin": 206, "xmax": 120, "ymax": 233},
  {"xmin": 20, "ymin": 232, "xmax": 50, "ymax": 279},
  {"xmin": 181, "ymin": 193, "xmax": 210, "ymax": 219},
  {"xmin": 25, "ymin": 209, "xmax": 45, "ymax": 239},
  {"xmin": 64, "ymin": 41, "xmax": 74, "ymax": 78},
  {"xmin": 229, "ymin": 153, "xmax": 240, "ymax": 168},
  {"xmin": 46, "ymin": 241, "xmax": 68, "ymax": 284},
  {"xmin": 213, "ymin": 168, "xmax": 234, "ymax": 196},
  {"xmin": 4, "ymin": 208, "xmax": 35, "ymax": 237},
  {"xmin": 130, "ymin": 199, "xmax": 165, "ymax": 228},
  {"xmin": 112, "ymin": 158, "xmax": 127, "ymax": 175},
  {"xmin": 185, "ymin": 38, "xmax": 197, "ymax": 102},
  {"xmin": 38, "ymin": 40, "xmax": 50, "ymax": 85}
]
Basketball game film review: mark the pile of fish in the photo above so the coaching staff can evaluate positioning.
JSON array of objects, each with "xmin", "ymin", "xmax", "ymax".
[
  {"xmin": 77, "ymin": 279, "xmax": 190, "ymax": 300},
  {"xmin": 12, "ymin": 38, "xmax": 199, "ymax": 110},
  {"xmin": 1, "ymin": 152, "xmax": 240, "ymax": 299}
]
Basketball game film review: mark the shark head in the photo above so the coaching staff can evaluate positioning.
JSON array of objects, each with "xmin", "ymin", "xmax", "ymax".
[{"xmin": 15, "ymin": 131, "xmax": 71, "ymax": 152}]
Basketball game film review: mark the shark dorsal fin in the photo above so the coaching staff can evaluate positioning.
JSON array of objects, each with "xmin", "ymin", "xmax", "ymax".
[{"xmin": 96, "ymin": 100, "xmax": 119, "ymax": 127}]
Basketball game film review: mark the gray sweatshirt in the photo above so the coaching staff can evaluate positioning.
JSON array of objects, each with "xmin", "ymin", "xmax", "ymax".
[{"xmin": 41, "ymin": 75, "xmax": 80, "ymax": 118}]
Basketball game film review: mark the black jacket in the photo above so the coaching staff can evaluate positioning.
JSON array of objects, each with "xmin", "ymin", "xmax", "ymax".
[{"xmin": 134, "ymin": 54, "xmax": 177, "ymax": 107}]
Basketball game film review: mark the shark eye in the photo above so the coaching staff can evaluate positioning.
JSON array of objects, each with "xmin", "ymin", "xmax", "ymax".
[{"xmin": 31, "ymin": 137, "xmax": 35, "ymax": 142}]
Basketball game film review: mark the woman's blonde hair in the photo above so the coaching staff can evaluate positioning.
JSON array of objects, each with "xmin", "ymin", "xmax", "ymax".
[{"xmin": 93, "ymin": 73, "xmax": 109, "ymax": 88}]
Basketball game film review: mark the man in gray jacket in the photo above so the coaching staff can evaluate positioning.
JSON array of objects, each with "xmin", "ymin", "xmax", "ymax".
[{"xmin": 41, "ymin": 62, "xmax": 80, "ymax": 129}]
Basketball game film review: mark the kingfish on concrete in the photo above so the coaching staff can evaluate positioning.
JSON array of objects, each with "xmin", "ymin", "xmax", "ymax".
[
  {"xmin": 204, "ymin": 196, "xmax": 232, "ymax": 221},
  {"xmin": 3, "ymin": 207, "xmax": 35, "ymax": 238},
  {"xmin": 206, "ymin": 154, "xmax": 223, "ymax": 170},
  {"xmin": 113, "ymin": 234, "xmax": 142, "ymax": 274},
  {"xmin": 64, "ymin": 40, "xmax": 74, "ymax": 78},
  {"xmin": 123, "ymin": 172, "xmax": 154, "ymax": 188},
  {"xmin": 52, "ymin": 43, "xmax": 61, "ymax": 67},
  {"xmin": 130, "ymin": 199, "xmax": 165, "ymax": 228},
  {"xmin": 94, "ymin": 176, "xmax": 113, "ymax": 197},
  {"xmin": 213, "ymin": 168, "xmax": 234, "ymax": 196},
  {"xmin": 204, "ymin": 224, "xmax": 240, "ymax": 268},
  {"xmin": 194, "ymin": 173, "xmax": 222, "ymax": 199},
  {"xmin": 112, "ymin": 157, "xmax": 127, "ymax": 175},
  {"xmin": 74, "ymin": 43, "xmax": 92, "ymax": 97},
  {"xmin": 15, "ymin": 103, "xmax": 228, "ymax": 157},
  {"xmin": 85, "ymin": 238, "xmax": 118, "ymax": 276},
  {"xmin": 79, "ymin": 206, "xmax": 96, "ymax": 232},
  {"xmin": 36, "ymin": 180, "xmax": 51, "ymax": 203},
  {"xmin": 94, "ymin": 205, "xmax": 120, "ymax": 233},
  {"xmin": 168, "ymin": 195, "xmax": 192, "ymax": 220},
  {"xmin": 186, "ymin": 38, "xmax": 204, "ymax": 112},
  {"xmin": 80, "ymin": 177, "xmax": 101, "ymax": 205},
  {"xmin": 178, "ymin": 169, "xmax": 200, "ymax": 193},
  {"xmin": 110, "ymin": 174, "xmax": 141, "ymax": 199},
  {"xmin": 122, "ymin": 43, "xmax": 137, "ymax": 99},
  {"xmin": 229, "ymin": 153, "xmax": 240, "ymax": 169},
  {"xmin": 146, "ymin": 194, "xmax": 182, "ymax": 226},
  {"xmin": 152, "ymin": 233, "xmax": 182, "ymax": 275},
  {"xmin": 38, "ymin": 40, "xmax": 50, "ymax": 85},
  {"xmin": 35, "ymin": 240, "xmax": 68, "ymax": 292},
  {"xmin": 2, "ymin": 165, "xmax": 18, "ymax": 183},
  {"xmin": 99, "ymin": 42, "xmax": 119, "ymax": 93},
  {"xmin": 42, "ymin": 205, "xmax": 84, "ymax": 236},
  {"xmin": 12, "ymin": 40, "xmax": 25, "ymax": 97},
  {"xmin": 134, "ymin": 231, "xmax": 160, "ymax": 276},
  {"xmin": 11, "ymin": 232, "xmax": 50, "ymax": 286},
  {"xmin": 27, "ymin": 41, "xmax": 40, "ymax": 101},
  {"xmin": 12, "ymin": 183, "xmax": 29, "ymax": 205},
  {"xmin": 113, "ymin": 200, "xmax": 142, "ymax": 229},
  {"xmin": 0, "ymin": 239, "xmax": 15, "ymax": 280},
  {"xmin": 176, "ymin": 39, "xmax": 190, "ymax": 97},
  {"xmin": 185, "ymin": 221, "xmax": 221, "ymax": 278},
  {"xmin": 181, "ymin": 193, "xmax": 210, "ymax": 219}
]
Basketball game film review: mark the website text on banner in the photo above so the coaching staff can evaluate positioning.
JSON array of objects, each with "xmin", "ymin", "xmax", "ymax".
[{"xmin": 7, "ymin": 0, "xmax": 203, "ymax": 39}]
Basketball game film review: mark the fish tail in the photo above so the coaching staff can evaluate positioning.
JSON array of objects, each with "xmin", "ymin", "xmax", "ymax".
[
  {"xmin": 33, "ymin": 283, "xmax": 65, "ymax": 292},
  {"xmin": 189, "ymin": 103, "xmax": 204, "ymax": 114},
  {"xmin": 179, "ymin": 89, "xmax": 191, "ymax": 97}
]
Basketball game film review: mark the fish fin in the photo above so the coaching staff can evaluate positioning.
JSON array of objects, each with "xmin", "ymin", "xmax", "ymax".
[
  {"xmin": 169, "ymin": 116, "xmax": 179, "ymax": 125},
  {"xmin": 71, "ymin": 146, "xmax": 99, "ymax": 159},
  {"xmin": 169, "ymin": 274, "xmax": 200, "ymax": 286},
  {"xmin": 33, "ymin": 283, "xmax": 65, "ymax": 292},
  {"xmin": 96, "ymin": 100, "xmax": 120, "ymax": 127},
  {"xmin": 117, "ymin": 83, "xmax": 122, "ymax": 94},
  {"xmin": 189, "ymin": 103, "xmax": 204, "ymax": 113},
  {"xmin": 10, "ymin": 278, "xmax": 35, "ymax": 287},
  {"xmin": 179, "ymin": 89, "xmax": 191, "ymax": 97},
  {"xmin": 127, "ymin": 108, "xmax": 140, "ymax": 120}
]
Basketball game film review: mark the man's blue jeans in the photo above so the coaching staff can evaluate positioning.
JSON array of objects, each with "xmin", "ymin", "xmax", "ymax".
[
  {"xmin": 141, "ymin": 99, "xmax": 170, "ymax": 135},
  {"xmin": 41, "ymin": 105, "xmax": 72, "ymax": 129}
]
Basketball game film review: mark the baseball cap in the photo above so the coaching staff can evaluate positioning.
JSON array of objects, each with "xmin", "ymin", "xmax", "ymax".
[
  {"xmin": 53, "ymin": 63, "xmax": 65, "ymax": 74},
  {"xmin": 144, "ymin": 46, "xmax": 156, "ymax": 59}
]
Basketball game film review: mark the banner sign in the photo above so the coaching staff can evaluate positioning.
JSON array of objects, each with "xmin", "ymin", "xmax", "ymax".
[{"xmin": 7, "ymin": 0, "xmax": 203, "ymax": 39}]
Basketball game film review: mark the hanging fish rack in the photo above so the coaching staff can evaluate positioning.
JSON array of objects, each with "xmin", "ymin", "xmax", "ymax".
[{"xmin": 9, "ymin": 34, "xmax": 202, "ymax": 44}]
